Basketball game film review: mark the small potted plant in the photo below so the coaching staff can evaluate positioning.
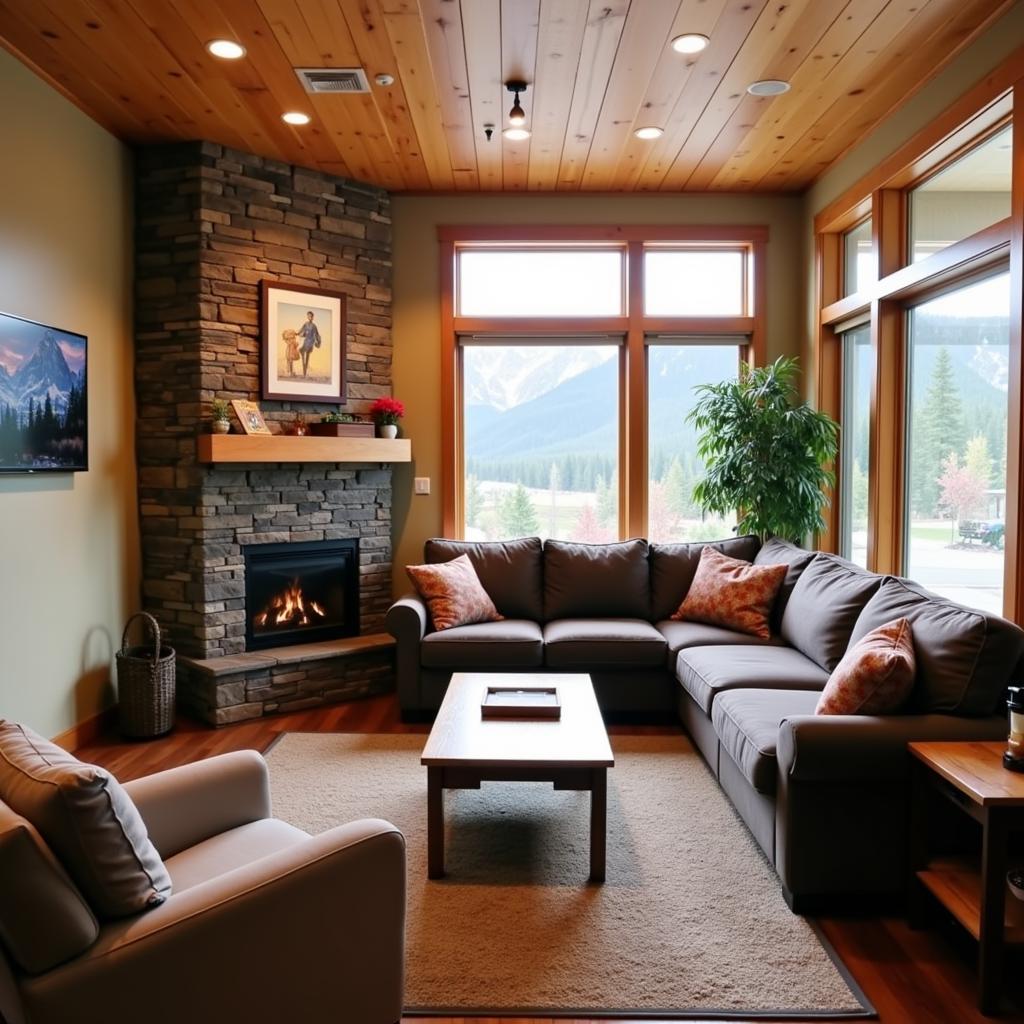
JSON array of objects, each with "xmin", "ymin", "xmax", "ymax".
[
  {"xmin": 210, "ymin": 399, "xmax": 231, "ymax": 434},
  {"xmin": 309, "ymin": 411, "xmax": 375, "ymax": 438},
  {"xmin": 369, "ymin": 397, "xmax": 405, "ymax": 440}
]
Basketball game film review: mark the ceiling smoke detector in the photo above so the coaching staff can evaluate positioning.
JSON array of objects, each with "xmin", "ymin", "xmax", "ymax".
[
  {"xmin": 747, "ymin": 79, "xmax": 791, "ymax": 97},
  {"xmin": 294, "ymin": 67, "xmax": 371, "ymax": 94}
]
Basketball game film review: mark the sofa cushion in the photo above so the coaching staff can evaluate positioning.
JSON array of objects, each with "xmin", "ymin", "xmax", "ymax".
[
  {"xmin": 850, "ymin": 577, "xmax": 1024, "ymax": 716},
  {"xmin": 676, "ymin": 645, "xmax": 828, "ymax": 715},
  {"xmin": 0, "ymin": 800, "xmax": 99, "ymax": 974},
  {"xmin": 164, "ymin": 819, "xmax": 308, "ymax": 894},
  {"xmin": 544, "ymin": 539, "xmax": 650, "ymax": 620},
  {"xmin": 656, "ymin": 620, "xmax": 780, "ymax": 661},
  {"xmin": 421, "ymin": 620, "xmax": 544, "ymax": 669},
  {"xmin": 407, "ymin": 553, "xmax": 503, "ymax": 631},
  {"xmin": 649, "ymin": 535, "xmax": 761, "ymax": 622},
  {"xmin": 672, "ymin": 547, "xmax": 787, "ymax": 639},
  {"xmin": 817, "ymin": 618, "xmax": 916, "ymax": 716},
  {"xmin": 544, "ymin": 619, "xmax": 667, "ymax": 668},
  {"xmin": 754, "ymin": 539, "xmax": 817, "ymax": 631},
  {"xmin": 713, "ymin": 689, "xmax": 820, "ymax": 795},
  {"xmin": 0, "ymin": 721, "xmax": 172, "ymax": 920},
  {"xmin": 425, "ymin": 537, "xmax": 543, "ymax": 621},
  {"xmin": 780, "ymin": 554, "xmax": 882, "ymax": 672}
]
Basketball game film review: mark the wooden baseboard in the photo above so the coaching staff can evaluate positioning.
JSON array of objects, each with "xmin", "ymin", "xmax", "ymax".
[{"xmin": 52, "ymin": 705, "xmax": 117, "ymax": 752}]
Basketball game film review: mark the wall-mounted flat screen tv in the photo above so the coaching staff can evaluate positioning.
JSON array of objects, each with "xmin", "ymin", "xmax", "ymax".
[{"xmin": 0, "ymin": 311, "xmax": 87, "ymax": 473}]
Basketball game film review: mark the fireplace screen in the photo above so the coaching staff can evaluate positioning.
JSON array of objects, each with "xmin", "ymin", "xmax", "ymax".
[{"xmin": 243, "ymin": 539, "xmax": 359, "ymax": 651}]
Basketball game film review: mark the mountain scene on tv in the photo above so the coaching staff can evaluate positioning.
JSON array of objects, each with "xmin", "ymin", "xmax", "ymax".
[{"xmin": 0, "ymin": 314, "xmax": 87, "ymax": 471}]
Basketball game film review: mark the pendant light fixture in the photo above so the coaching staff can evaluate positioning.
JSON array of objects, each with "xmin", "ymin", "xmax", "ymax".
[{"xmin": 503, "ymin": 80, "xmax": 530, "ymax": 140}]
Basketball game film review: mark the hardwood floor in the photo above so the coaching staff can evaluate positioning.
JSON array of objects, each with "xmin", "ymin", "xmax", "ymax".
[{"xmin": 76, "ymin": 696, "xmax": 1024, "ymax": 1024}]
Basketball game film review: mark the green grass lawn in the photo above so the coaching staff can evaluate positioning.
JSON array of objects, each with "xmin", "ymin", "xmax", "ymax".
[{"xmin": 909, "ymin": 524, "xmax": 955, "ymax": 542}]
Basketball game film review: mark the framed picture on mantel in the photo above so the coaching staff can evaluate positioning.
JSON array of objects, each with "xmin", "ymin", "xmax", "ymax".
[{"xmin": 261, "ymin": 281, "xmax": 346, "ymax": 404}]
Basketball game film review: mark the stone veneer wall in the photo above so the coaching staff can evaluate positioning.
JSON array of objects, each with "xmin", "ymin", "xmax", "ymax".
[{"xmin": 134, "ymin": 141, "xmax": 394, "ymax": 671}]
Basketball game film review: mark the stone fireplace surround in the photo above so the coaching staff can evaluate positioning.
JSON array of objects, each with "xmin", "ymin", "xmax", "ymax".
[{"xmin": 134, "ymin": 142, "xmax": 396, "ymax": 725}]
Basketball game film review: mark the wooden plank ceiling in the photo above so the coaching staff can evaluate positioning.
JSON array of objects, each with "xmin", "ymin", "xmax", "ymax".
[{"xmin": 0, "ymin": 0, "xmax": 1012, "ymax": 192}]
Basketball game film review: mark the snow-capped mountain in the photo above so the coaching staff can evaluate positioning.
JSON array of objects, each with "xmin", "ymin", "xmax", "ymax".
[
  {"xmin": 0, "ymin": 331, "xmax": 78, "ymax": 417},
  {"xmin": 464, "ymin": 346, "xmax": 614, "ymax": 412}
]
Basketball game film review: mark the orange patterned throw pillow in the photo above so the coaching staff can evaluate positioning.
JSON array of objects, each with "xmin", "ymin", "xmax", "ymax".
[
  {"xmin": 406, "ymin": 554, "xmax": 503, "ymax": 631},
  {"xmin": 672, "ymin": 547, "xmax": 786, "ymax": 639},
  {"xmin": 815, "ymin": 617, "xmax": 915, "ymax": 715}
]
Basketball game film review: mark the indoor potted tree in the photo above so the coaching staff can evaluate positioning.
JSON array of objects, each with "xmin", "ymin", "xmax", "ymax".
[
  {"xmin": 369, "ymin": 397, "xmax": 405, "ymax": 440},
  {"xmin": 687, "ymin": 356, "xmax": 839, "ymax": 542}
]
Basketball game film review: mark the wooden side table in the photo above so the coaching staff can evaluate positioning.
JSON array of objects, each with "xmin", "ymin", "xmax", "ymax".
[{"xmin": 909, "ymin": 740, "xmax": 1024, "ymax": 1015}]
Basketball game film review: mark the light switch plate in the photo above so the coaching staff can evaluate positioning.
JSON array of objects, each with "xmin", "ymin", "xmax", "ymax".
[{"xmin": 414, "ymin": 477, "xmax": 431, "ymax": 495}]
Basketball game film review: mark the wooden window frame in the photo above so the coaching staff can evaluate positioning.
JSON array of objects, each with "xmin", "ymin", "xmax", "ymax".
[
  {"xmin": 815, "ymin": 44, "xmax": 1024, "ymax": 622},
  {"xmin": 439, "ymin": 225, "xmax": 769, "ymax": 540}
]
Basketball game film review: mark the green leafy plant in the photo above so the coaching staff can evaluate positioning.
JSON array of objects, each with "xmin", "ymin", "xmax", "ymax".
[
  {"xmin": 687, "ymin": 357, "xmax": 839, "ymax": 543},
  {"xmin": 320, "ymin": 412, "xmax": 359, "ymax": 423},
  {"xmin": 210, "ymin": 399, "xmax": 230, "ymax": 422}
]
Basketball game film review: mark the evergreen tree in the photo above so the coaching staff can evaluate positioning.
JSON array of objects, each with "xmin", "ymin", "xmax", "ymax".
[
  {"xmin": 664, "ymin": 457, "xmax": 688, "ymax": 521},
  {"xmin": 596, "ymin": 471, "xmax": 617, "ymax": 527},
  {"xmin": 465, "ymin": 474, "xmax": 483, "ymax": 529},
  {"xmin": 912, "ymin": 347, "xmax": 966, "ymax": 516},
  {"xmin": 498, "ymin": 483, "xmax": 540, "ymax": 537},
  {"xmin": 547, "ymin": 463, "xmax": 561, "ymax": 537}
]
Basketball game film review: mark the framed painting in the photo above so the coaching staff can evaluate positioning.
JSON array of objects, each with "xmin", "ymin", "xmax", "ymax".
[
  {"xmin": 261, "ymin": 281, "xmax": 346, "ymax": 404},
  {"xmin": 0, "ymin": 310, "xmax": 88, "ymax": 473}
]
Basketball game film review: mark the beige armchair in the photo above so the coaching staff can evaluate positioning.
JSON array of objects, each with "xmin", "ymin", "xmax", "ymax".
[{"xmin": 0, "ymin": 750, "xmax": 406, "ymax": 1024}]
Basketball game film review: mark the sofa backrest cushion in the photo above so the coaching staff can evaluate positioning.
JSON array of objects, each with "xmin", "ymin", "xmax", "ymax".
[
  {"xmin": 544, "ymin": 539, "xmax": 650, "ymax": 620},
  {"xmin": 780, "ymin": 554, "xmax": 882, "ymax": 672},
  {"xmin": 754, "ymin": 538, "xmax": 817, "ymax": 631},
  {"xmin": 0, "ymin": 800, "xmax": 98, "ymax": 974},
  {"xmin": 649, "ymin": 535, "xmax": 761, "ymax": 622},
  {"xmin": 850, "ymin": 576, "xmax": 1024, "ymax": 716},
  {"xmin": 0, "ymin": 721, "xmax": 172, "ymax": 920},
  {"xmin": 425, "ymin": 537, "xmax": 543, "ymax": 620}
]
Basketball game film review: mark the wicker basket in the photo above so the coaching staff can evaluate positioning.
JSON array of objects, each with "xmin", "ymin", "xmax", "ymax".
[{"xmin": 116, "ymin": 612, "xmax": 176, "ymax": 739}]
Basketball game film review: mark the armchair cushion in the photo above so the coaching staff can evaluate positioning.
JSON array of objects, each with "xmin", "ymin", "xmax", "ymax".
[
  {"xmin": 0, "ymin": 722, "xmax": 171, "ymax": 920},
  {"xmin": 164, "ymin": 819, "xmax": 308, "ymax": 893},
  {"xmin": 0, "ymin": 801, "xmax": 98, "ymax": 974},
  {"xmin": 123, "ymin": 750, "xmax": 272, "ymax": 860}
]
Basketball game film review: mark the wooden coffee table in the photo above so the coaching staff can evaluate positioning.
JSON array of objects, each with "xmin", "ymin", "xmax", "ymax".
[{"xmin": 420, "ymin": 672, "xmax": 614, "ymax": 882}]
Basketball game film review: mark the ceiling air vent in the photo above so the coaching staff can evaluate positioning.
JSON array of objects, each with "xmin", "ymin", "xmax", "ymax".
[{"xmin": 294, "ymin": 68, "xmax": 371, "ymax": 94}]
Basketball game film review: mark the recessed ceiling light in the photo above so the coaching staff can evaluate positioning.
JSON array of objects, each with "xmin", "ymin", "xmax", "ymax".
[
  {"xmin": 634, "ymin": 126, "xmax": 664, "ymax": 140},
  {"xmin": 206, "ymin": 39, "xmax": 245, "ymax": 60},
  {"xmin": 747, "ymin": 79, "xmax": 791, "ymax": 97},
  {"xmin": 502, "ymin": 127, "xmax": 530, "ymax": 141},
  {"xmin": 671, "ymin": 33, "xmax": 709, "ymax": 54},
  {"xmin": 282, "ymin": 111, "xmax": 311, "ymax": 125}
]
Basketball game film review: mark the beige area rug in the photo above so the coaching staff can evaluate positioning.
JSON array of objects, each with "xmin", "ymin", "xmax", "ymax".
[{"xmin": 266, "ymin": 732, "xmax": 873, "ymax": 1019}]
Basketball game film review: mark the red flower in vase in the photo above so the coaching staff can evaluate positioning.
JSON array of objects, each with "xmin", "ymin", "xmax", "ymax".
[{"xmin": 369, "ymin": 397, "xmax": 405, "ymax": 426}]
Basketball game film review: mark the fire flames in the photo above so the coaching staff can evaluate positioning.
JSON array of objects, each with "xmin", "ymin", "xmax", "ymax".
[{"xmin": 254, "ymin": 579, "xmax": 326, "ymax": 630}]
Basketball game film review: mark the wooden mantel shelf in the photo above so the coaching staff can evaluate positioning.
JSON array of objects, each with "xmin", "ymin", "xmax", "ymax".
[{"xmin": 197, "ymin": 433, "xmax": 411, "ymax": 464}]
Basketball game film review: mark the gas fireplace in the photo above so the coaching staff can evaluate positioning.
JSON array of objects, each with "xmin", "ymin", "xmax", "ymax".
[{"xmin": 243, "ymin": 539, "xmax": 359, "ymax": 651}]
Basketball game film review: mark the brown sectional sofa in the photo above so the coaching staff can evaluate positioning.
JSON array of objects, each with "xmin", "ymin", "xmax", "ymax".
[{"xmin": 386, "ymin": 535, "xmax": 1021, "ymax": 909}]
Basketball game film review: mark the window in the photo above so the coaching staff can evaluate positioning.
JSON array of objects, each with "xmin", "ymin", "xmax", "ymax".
[
  {"xmin": 462, "ymin": 342, "xmax": 619, "ymax": 541},
  {"xmin": 647, "ymin": 343, "xmax": 740, "ymax": 542},
  {"xmin": 443, "ymin": 229, "xmax": 765, "ymax": 541},
  {"xmin": 644, "ymin": 250, "xmax": 746, "ymax": 316},
  {"xmin": 909, "ymin": 126, "xmax": 1012, "ymax": 263},
  {"xmin": 457, "ymin": 249, "xmax": 623, "ymax": 316},
  {"xmin": 904, "ymin": 273, "xmax": 1010, "ymax": 613},
  {"xmin": 843, "ymin": 219, "xmax": 875, "ymax": 296},
  {"xmin": 839, "ymin": 325, "xmax": 872, "ymax": 566}
]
